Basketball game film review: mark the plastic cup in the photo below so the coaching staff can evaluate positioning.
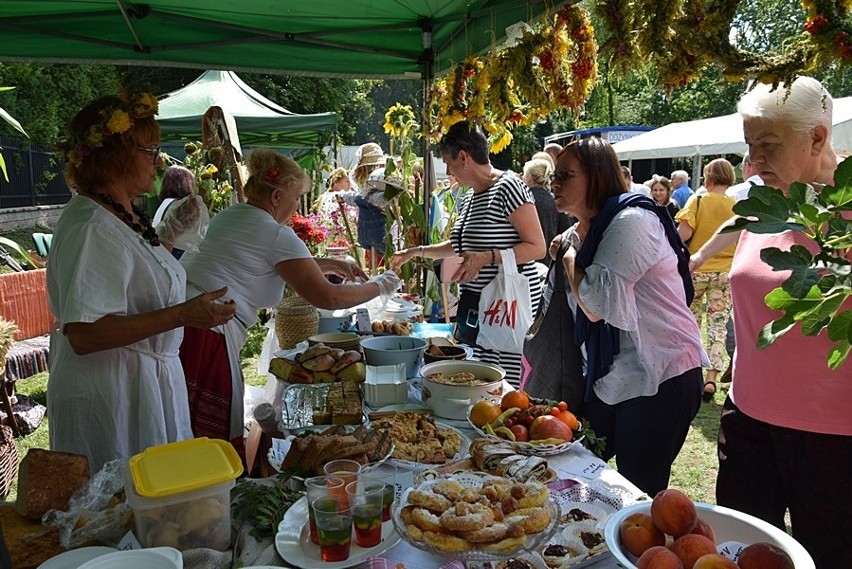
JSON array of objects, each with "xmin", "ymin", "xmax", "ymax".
[
  {"xmin": 323, "ymin": 459, "xmax": 361, "ymax": 508},
  {"xmin": 345, "ymin": 480, "xmax": 385, "ymax": 548},
  {"xmin": 312, "ymin": 495, "xmax": 353, "ymax": 562},
  {"xmin": 304, "ymin": 476, "xmax": 344, "ymax": 545},
  {"xmin": 361, "ymin": 463, "xmax": 397, "ymax": 522}
]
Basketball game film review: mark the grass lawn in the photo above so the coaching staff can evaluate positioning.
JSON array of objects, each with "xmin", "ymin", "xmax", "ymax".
[{"xmin": 4, "ymin": 354, "xmax": 728, "ymax": 505}]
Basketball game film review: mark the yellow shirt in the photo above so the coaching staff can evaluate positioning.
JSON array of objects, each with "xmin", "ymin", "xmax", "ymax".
[{"xmin": 675, "ymin": 192, "xmax": 737, "ymax": 272}]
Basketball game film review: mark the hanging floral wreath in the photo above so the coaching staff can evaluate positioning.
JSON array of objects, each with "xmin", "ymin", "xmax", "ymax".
[
  {"xmin": 430, "ymin": 4, "xmax": 598, "ymax": 153},
  {"xmin": 594, "ymin": 0, "xmax": 852, "ymax": 89}
]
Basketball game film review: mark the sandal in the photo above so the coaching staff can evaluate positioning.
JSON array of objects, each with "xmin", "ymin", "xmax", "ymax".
[{"xmin": 702, "ymin": 381, "xmax": 717, "ymax": 403}]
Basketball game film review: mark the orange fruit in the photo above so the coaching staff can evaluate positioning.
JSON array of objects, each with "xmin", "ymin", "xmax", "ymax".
[
  {"xmin": 500, "ymin": 390, "xmax": 530, "ymax": 411},
  {"xmin": 556, "ymin": 410, "xmax": 580, "ymax": 431},
  {"xmin": 470, "ymin": 400, "xmax": 502, "ymax": 427}
]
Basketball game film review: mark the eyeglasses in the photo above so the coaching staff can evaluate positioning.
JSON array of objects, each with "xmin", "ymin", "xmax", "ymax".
[
  {"xmin": 137, "ymin": 145, "xmax": 161, "ymax": 164},
  {"xmin": 549, "ymin": 170, "xmax": 578, "ymax": 184}
]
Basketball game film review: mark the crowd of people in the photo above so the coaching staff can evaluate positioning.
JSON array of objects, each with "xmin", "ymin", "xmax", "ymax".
[{"xmin": 43, "ymin": 75, "xmax": 849, "ymax": 567}]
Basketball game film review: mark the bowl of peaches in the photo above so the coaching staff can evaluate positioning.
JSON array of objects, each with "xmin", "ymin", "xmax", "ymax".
[
  {"xmin": 604, "ymin": 489, "xmax": 814, "ymax": 568},
  {"xmin": 467, "ymin": 390, "xmax": 584, "ymax": 457}
]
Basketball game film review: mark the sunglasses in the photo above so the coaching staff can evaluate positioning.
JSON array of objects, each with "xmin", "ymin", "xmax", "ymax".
[
  {"xmin": 137, "ymin": 145, "xmax": 162, "ymax": 164},
  {"xmin": 549, "ymin": 170, "xmax": 579, "ymax": 184}
]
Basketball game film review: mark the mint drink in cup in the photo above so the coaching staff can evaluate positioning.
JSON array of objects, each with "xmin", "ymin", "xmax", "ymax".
[
  {"xmin": 312, "ymin": 495, "xmax": 353, "ymax": 562},
  {"xmin": 304, "ymin": 475, "xmax": 344, "ymax": 545},
  {"xmin": 345, "ymin": 480, "xmax": 384, "ymax": 548},
  {"xmin": 323, "ymin": 459, "xmax": 361, "ymax": 508},
  {"xmin": 361, "ymin": 463, "xmax": 397, "ymax": 522}
]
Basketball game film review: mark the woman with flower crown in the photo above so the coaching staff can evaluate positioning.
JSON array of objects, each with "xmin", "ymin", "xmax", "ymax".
[
  {"xmin": 179, "ymin": 148, "xmax": 401, "ymax": 460},
  {"xmin": 47, "ymin": 93, "xmax": 237, "ymax": 472}
]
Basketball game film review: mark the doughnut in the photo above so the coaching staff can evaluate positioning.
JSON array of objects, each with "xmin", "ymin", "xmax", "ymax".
[
  {"xmin": 479, "ymin": 535, "xmax": 527, "ymax": 553},
  {"xmin": 516, "ymin": 483, "xmax": 548, "ymax": 509},
  {"xmin": 431, "ymin": 480, "xmax": 464, "ymax": 502},
  {"xmin": 459, "ymin": 488, "xmax": 480, "ymax": 503},
  {"xmin": 460, "ymin": 521, "xmax": 509, "ymax": 543},
  {"xmin": 411, "ymin": 507, "xmax": 446, "ymax": 533},
  {"xmin": 440, "ymin": 502, "xmax": 495, "ymax": 532},
  {"xmin": 422, "ymin": 530, "xmax": 472, "ymax": 553},
  {"xmin": 405, "ymin": 523, "xmax": 423, "ymax": 541},
  {"xmin": 504, "ymin": 506, "xmax": 551, "ymax": 534},
  {"xmin": 408, "ymin": 490, "xmax": 453, "ymax": 513}
]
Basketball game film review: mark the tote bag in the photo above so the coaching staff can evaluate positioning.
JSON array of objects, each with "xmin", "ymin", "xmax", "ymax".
[
  {"xmin": 477, "ymin": 248, "xmax": 534, "ymax": 354},
  {"xmin": 520, "ymin": 239, "xmax": 585, "ymax": 413}
]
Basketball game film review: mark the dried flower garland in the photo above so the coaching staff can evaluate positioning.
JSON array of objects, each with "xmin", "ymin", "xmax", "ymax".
[
  {"xmin": 430, "ymin": 4, "xmax": 598, "ymax": 153},
  {"xmin": 61, "ymin": 91, "xmax": 158, "ymax": 167},
  {"xmin": 594, "ymin": 0, "xmax": 852, "ymax": 89}
]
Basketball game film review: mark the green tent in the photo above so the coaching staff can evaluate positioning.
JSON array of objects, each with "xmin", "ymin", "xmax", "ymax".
[
  {"xmin": 157, "ymin": 70, "xmax": 337, "ymax": 148},
  {"xmin": 0, "ymin": 1, "xmax": 556, "ymax": 79}
]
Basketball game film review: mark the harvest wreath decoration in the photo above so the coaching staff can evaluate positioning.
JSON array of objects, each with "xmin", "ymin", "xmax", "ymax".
[
  {"xmin": 594, "ymin": 0, "xmax": 852, "ymax": 88},
  {"xmin": 60, "ymin": 91, "xmax": 159, "ymax": 167},
  {"xmin": 430, "ymin": 4, "xmax": 597, "ymax": 152}
]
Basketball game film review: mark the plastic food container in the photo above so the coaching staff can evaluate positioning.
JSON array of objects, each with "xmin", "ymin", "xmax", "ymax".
[
  {"xmin": 364, "ymin": 363, "xmax": 408, "ymax": 407},
  {"xmin": 124, "ymin": 438, "xmax": 243, "ymax": 551}
]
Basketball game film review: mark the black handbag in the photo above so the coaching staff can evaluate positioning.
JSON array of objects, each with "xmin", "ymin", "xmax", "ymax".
[
  {"xmin": 449, "ymin": 195, "xmax": 483, "ymax": 348},
  {"xmin": 521, "ymin": 237, "xmax": 585, "ymax": 414},
  {"xmin": 453, "ymin": 290, "xmax": 481, "ymax": 347}
]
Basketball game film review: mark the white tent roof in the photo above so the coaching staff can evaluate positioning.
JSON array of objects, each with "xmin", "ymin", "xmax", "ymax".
[{"xmin": 612, "ymin": 97, "xmax": 852, "ymax": 160}]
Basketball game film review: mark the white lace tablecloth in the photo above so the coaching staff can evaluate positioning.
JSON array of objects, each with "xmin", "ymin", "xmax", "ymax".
[{"xmin": 181, "ymin": 437, "xmax": 645, "ymax": 569}]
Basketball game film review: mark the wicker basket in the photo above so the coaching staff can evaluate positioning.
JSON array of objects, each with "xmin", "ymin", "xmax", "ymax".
[
  {"xmin": 0, "ymin": 423, "xmax": 18, "ymax": 500},
  {"xmin": 276, "ymin": 295, "xmax": 320, "ymax": 349}
]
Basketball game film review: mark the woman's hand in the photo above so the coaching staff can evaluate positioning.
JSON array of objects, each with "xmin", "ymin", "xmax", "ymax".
[
  {"xmin": 179, "ymin": 287, "xmax": 237, "ymax": 328},
  {"xmin": 315, "ymin": 257, "xmax": 368, "ymax": 282},
  {"xmin": 549, "ymin": 234, "xmax": 564, "ymax": 260},
  {"xmin": 453, "ymin": 251, "xmax": 490, "ymax": 282},
  {"xmin": 390, "ymin": 248, "xmax": 416, "ymax": 272}
]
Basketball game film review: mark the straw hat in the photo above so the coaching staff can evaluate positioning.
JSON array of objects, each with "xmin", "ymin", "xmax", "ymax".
[
  {"xmin": 356, "ymin": 143, "xmax": 387, "ymax": 169},
  {"xmin": 366, "ymin": 167, "xmax": 405, "ymax": 194}
]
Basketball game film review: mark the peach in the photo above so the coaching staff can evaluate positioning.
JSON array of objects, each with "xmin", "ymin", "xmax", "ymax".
[
  {"xmin": 689, "ymin": 517, "xmax": 716, "ymax": 544},
  {"xmin": 636, "ymin": 545, "xmax": 684, "ymax": 569},
  {"xmin": 651, "ymin": 488, "xmax": 698, "ymax": 537},
  {"xmin": 670, "ymin": 533, "xmax": 716, "ymax": 569},
  {"xmin": 737, "ymin": 542, "xmax": 795, "ymax": 569},
  {"xmin": 619, "ymin": 511, "xmax": 665, "ymax": 557},
  {"xmin": 693, "ymin": 553, "xmax": 738, "ymax": 568}
]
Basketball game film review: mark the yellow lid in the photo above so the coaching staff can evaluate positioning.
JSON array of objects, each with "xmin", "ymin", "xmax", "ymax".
[{"xmin": 129, "ymin": 438, "xmax": 243, "ymax": 498}]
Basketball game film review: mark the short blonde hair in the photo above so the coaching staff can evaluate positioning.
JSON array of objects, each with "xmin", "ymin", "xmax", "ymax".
[
  {"xmin": 703, "ymin": 158, "xmax": 736, "ymax": 187},
  {"xmin": 244, "ymin": 148, "xmax": 308, "ymax": 202},
  {"xmin": 523, "ymin": 158, "xmax": 553, "ymax": 187}
]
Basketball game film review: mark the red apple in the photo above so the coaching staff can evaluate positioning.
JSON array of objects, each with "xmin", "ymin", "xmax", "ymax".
[{"xmin": 529, "ymin": 415, "xmax": 573, "ymax": 442}]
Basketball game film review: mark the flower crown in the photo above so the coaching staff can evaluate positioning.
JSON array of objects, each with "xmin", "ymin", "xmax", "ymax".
[{"xmin": 62, "ymin": 91, "xmax": 159, "ymax": 167}]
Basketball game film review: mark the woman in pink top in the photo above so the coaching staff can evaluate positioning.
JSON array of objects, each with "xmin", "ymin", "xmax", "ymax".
[{"xmin": 692, "ymin": 76, "xmax": 852, "ymax": 569}]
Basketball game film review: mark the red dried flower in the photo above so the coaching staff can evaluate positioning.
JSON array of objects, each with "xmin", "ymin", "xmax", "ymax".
[{"xmin": 265, "ymin": 168, "xmax": 281, "ymax": 182}]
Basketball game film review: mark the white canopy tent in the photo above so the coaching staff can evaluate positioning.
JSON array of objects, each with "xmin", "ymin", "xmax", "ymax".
[{"xmin": 612, "ymin": 97, "xmax": 852, "ymax": 183}]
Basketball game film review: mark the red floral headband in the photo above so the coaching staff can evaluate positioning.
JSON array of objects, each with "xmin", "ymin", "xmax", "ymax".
[{"xmin": 265, "ymin": 167, "xmax": 281, "ymax": 182}]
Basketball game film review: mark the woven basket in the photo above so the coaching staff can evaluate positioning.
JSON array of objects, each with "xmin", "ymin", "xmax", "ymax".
[
  {"xmin": 0, "ymin": 424, "xmax": 18, "ymax": 500},
  {"xmin": 276, "ymin": 295, "xmax": 320, "ymax": 349}
]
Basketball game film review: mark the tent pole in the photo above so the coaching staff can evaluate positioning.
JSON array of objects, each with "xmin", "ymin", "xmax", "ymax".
[
  {"xmin": 692, "ymin": 155, "xmax": 702, "ymax": 191},
  {"xmin": 420, "ymin": 22, "xmax": 435, "ymax": 302}
]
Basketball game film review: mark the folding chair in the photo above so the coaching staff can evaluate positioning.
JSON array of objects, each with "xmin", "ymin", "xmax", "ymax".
[{"xmin": 31, "ymin": 233, "xmax": 53, "ymax": 258}]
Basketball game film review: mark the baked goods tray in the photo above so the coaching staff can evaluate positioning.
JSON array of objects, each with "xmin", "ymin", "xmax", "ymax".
[{"xmin": 277, "ymin": 382, "xmax": 366, "ymax": 431}]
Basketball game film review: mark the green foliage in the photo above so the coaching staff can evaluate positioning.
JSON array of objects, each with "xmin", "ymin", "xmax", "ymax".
[
  {"xmin": 0, "ymin": 236, "xmax": 43, "ymax": 270},
  {"xmin": 724, "ymin": 158, "xmax": 852, "ymax": 369},
  {"xmin": 231, "ymin": 472, "xmax": 303, "ymax": 540},
  {"xmin": 240, "ymin": 318, "xmax": 268, "ymax": 360}
]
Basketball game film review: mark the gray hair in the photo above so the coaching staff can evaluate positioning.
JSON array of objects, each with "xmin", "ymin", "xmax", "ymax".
[
  {"xmin": 737, "ymin": 76, "xmax": 832, "ymax": 134},
  {"xmin": 670, "ymin": 170, "xmax": 689, "ymax": 183}
]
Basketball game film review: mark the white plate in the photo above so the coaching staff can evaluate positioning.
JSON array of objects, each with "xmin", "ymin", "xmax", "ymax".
[
  {"xmin": 38, "ymin": 547, "xmax": 118, "ymax": 569},
  {"xmin": 77, "ymin": 547, "xmax": 183, "ymax": 569},
  {"xmin": 383, "ymin": 420, "xmax": 471, "ymax": 471},
  {"xmin": 275, "ymin": 496, "xmax": 401, "ymax": 569}
]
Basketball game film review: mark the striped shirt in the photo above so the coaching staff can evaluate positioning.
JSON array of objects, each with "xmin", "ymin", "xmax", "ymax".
[{"xmin": 451, "ymin": 172, "xmax": 543, "ymax": 385}]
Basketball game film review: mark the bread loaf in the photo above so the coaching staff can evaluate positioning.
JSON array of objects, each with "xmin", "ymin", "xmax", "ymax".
[{"xmin": 15, "ymin": 449, "xmax": 90, "ymax": 520}]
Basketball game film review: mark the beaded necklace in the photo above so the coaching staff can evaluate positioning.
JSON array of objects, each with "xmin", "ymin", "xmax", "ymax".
[{"xmin": 90, "ymin": 190, "xmax": 161, "ymax": 247}]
